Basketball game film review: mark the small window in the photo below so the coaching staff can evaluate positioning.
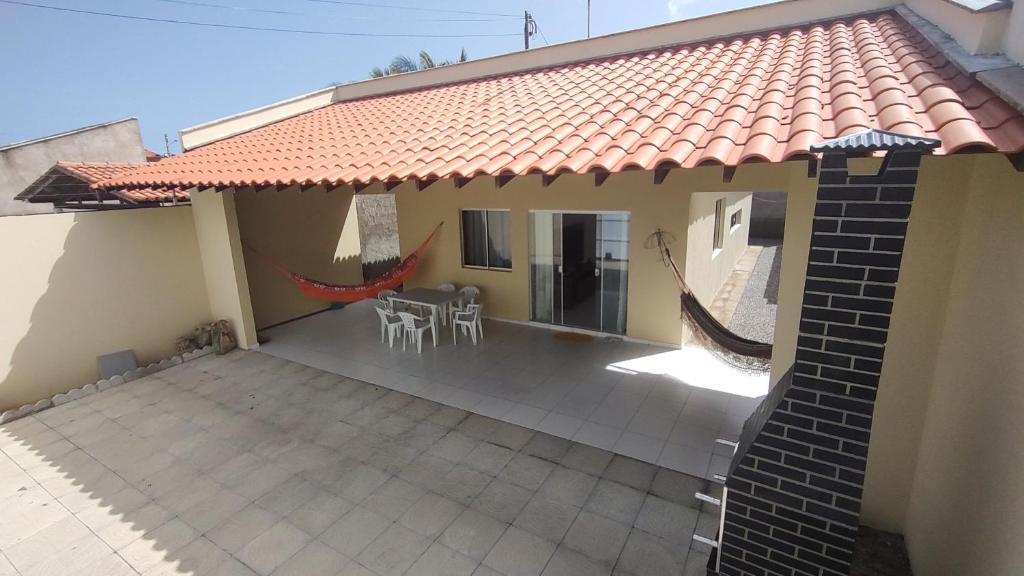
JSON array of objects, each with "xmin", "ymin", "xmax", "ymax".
[
  {"xmin": 730, "ymin": 209, "xmax": 742, "ymax": 231},
  {"xmin": 461, "ymin": 209, "xmax": 512, "ymax": 270},
  {"xmin": 713, "ymin": 198, "xmax": 725, "ymax": 251}
]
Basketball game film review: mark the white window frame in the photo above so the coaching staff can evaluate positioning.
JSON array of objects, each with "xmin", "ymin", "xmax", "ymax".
[
  {"xmin": 712, "ymin": 198, "xmax": 725, "ymax": 255},
  {"xmin": 730, "ymin": 208, "xmax": 742, "ymax": 233},
  {"xmin": 460, "ymin": 208, "xmax": 512, "ymax": 271}
]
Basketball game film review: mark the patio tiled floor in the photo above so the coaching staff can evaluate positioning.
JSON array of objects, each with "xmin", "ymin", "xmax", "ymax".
[
  {"xmin": 260, "ymin": 300, "xmax": 768, "ymax": 480},
  {"xmin": 0, "ymin": 350, "xmax": 719, "ymax": 575}
]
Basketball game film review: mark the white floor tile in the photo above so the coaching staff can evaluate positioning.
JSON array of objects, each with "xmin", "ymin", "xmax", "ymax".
[
  {"xmin": 613, "ymin": 432, "xmax": 664, "ymax": 464},
  {"xmin": 658, "ymin": 443, "xmax": 712, "ymax": 478},
  {"xmin": 572, "ymin": 422, "xmax": 622, "ymax": 451}
]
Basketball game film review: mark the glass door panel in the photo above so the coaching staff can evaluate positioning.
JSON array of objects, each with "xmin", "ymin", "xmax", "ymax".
[
  {"xmin": 529, "ymin": 211, "xmax": 629, "ymax": 335},
  {"xmin": 599, "ymin": 213, "xmax": 629, "ymax": 334},
  {"xmin": 560, "ymin": 213, "xmax": 601, "ymax": 331}
]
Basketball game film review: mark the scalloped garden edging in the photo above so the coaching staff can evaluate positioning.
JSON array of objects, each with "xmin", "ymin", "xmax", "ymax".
[{"xmin": 0, "ymin": 345, "xmax": 215, "ymax": 425}]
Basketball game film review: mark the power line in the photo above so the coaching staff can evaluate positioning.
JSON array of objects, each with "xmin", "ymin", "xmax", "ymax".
[
  {"xmin": 149, "ymin": 0, "xmax": 514, "ymax": 22},
  {"xmin": 300, "ymin": 0, "xmax": 518, "ymax": 19},
  {"xmin": 0, "ymin": 0, "xmax": 521, "ymax": 38},
  {"xmin": 153, "ymin": 0, "xmax": 297, "ymax": 16}
]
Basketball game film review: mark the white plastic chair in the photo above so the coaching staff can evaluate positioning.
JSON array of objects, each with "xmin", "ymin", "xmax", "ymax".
[
  {"xmin": 374, "ymin": 305, "xmax": 403, "ymax": 347},
  {"xmin": 453, "ymin": 304, "xmax": 484, "ymax": 345},
  {"xmin": 378, "ymin": 288, "xmax": 406, "ymax": 313},
  {"xmin": 436, "ymin": 283, "xmax": 456, "ymax": 325},
  {"xmin": 449, "ymin": 285, "xmax": 480, "ymax": 323},
  {"xmin": 398, "ymin": 312, "xmax": 434, "ymax": 353}
]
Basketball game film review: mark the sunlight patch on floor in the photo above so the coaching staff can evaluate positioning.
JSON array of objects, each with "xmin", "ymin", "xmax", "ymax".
[{"xmin": 607, "ymin": 345, "xmax": 770, "ymax": 398}]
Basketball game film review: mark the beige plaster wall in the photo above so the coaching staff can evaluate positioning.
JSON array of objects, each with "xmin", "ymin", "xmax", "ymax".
[
  {"xmin": 903, "ymin": 155, "xmax": 1024, "ymax": 576},
  {"xmin": 0, "ymin": 207, "xmax": 212, "ymax": 411},
  {"xmin": 905, "ymin": 0, "xmax": 1009, "ymax": 54},
  {"xmin": 395, "ymin": 165, "xmax": 810, "ymax": 346},
  {"xmin": 191, "ymin": 188, "xmax": 258, "ymax": 349},
  {"xmin": 685, "ymin": 192, "xmax": 753, "ymax": 307},
  {"xmin": 859, "ymin": 155, "xmax": 974, "ymax": 530},
  {"xmin": 760, "ymin": 155, "xmax": 1004, "ymax": 537},
  {"xmin": 235, "ymin": 185, "xmax": 363, "ymax": 330},
  {"xmin": 1005, "ymin": 0, "xmax": 1024, "ymax": 64}
]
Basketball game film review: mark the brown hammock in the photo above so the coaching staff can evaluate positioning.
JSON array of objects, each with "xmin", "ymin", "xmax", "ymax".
[{"xmin": 650, "ymin": 229, "xmax": 773, "ymax": 372}]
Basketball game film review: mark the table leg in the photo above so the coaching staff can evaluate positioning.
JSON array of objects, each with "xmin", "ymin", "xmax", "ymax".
[{"xmin": 431, "ymin": 305, "xmax": 439, "ymax": 347}]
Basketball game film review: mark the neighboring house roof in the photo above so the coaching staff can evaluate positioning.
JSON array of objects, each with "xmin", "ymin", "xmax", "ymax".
[
  {"xmin": 16, "ymin": 161, "xmax": 188, "ymax": 205},
  {"xmin": 102, "ymin": 10, "xmax": 1024, "ymax": 193}
]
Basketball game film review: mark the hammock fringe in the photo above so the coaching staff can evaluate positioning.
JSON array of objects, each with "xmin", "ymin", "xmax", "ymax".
[
  {"xmin": 651, "ymin": 229, "xmax": 773, "ymax": 373},
  {"xmin": 244, "ymin": 223, "xmax": 443, "ymax": 304}
]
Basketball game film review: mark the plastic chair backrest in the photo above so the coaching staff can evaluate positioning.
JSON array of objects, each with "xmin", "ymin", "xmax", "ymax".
[
  {"xmin": 397, "ymin": 312, "xmax": 424, "ymax": 331},
  {"xmin": 459, "ymin": 303, "xmax": 482, "ymax": 322},
  {"xmin": 460, "ymin": 286, "xmax": 480, "ymax": 303},
  {"xmin": 437, "ymin": 283, "xmax": 456, "ymax": 292},
  {"xmin": 376, "ymin": 304, "xmax": 399, "ymax": 322}
]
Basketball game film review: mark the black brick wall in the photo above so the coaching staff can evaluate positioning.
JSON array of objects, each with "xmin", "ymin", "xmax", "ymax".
[{"xmin": 715, "ymin": 150, "xmax": 922, "ymax": 576}]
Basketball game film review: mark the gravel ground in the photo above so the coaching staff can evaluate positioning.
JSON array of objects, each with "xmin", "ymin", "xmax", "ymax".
[{"xmin": 729, "ymin": 239, "xmax": 782, "ymax": 343}]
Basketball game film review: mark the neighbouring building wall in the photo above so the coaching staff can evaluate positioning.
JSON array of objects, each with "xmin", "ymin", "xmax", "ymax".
[
  {"xmin": 0, "ymin": 119, "xmax": 146, "ymax": 216},
  {"xmin": 191, "ymin": 188, "xmax": 258, "ymax": 349},
  {"xmin": 235, "ymin": 185, "xmax": 363, "ymax": 330},
  {"xmin": 684, "ymin": 191, "xmax": 752, "ymax": 309},
  {"xmin": 1005, "ymin": 0, "xmax": 1024, "ymax": 64},
  {"xmin": 0, "ymin": 206, "xmax": 212, "ymax": 411},
  {"xmin": 903, "ymin": 154, "xmax": 1024, "ymax": 576},
  {"xmin": 395, "ymin": 164, "xmax": 811, "ymax": 346},
  {"xmin": 904, "ymin": 0, "xmax": 1010, "ymax": 54}
]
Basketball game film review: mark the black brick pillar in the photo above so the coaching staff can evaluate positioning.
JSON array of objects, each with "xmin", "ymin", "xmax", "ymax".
[{"xmin": 713, "ymin": 139, "xmax": 933, "ymax": 576}]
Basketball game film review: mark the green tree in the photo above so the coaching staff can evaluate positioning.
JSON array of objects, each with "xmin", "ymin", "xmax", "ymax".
[{"xmin": 370, "ymin": 49, "xmax": 468, "ymax": 78}]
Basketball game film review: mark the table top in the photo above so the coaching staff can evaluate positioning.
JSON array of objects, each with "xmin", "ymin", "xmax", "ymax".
[{"xmin": 389, "ymin": 287, "xmax": 463, "ymax": 306}]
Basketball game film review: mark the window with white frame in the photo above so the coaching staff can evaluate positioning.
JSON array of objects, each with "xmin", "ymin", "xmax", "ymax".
[
  {"xmin": 713, "ymin": 198, "xmax": 725, "ymax": 252},
  {"xmin": 731, "ymin": 208, "xmax": 742, "ymax": 231},
  {"xmin": 461, "ymin": 209, "xmax": 512, "ymax": 270}
]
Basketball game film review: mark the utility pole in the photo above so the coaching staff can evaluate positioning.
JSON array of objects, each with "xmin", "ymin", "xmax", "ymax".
[
  {"xmin": 587, "ymin": 0, "xmax": 591, "ymax": 38},
  {"xmin": 523, "ymin": 11, "xmax": 536, "ymax": 50}
]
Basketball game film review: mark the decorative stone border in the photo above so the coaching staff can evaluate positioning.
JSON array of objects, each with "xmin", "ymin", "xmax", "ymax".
[{"xmin": 0, "ymin": 345, "xmax": 215, "ymax": 425}]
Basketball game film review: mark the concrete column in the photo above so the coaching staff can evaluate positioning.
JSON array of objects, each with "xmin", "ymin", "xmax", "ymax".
[{"xmin": 191, "ymin": 187, "xmax": 258, "ymax": 349}]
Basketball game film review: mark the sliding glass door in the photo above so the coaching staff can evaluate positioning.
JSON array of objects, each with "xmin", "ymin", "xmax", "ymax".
[{"xmin": 529, "ymin": 211, "xmax": 629, "ymax": 334}]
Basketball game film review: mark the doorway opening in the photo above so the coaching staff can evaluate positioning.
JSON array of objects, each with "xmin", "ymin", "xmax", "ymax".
[{"xmin": 528, "ymin": 211, "xmax": 629, "ymax": 334}]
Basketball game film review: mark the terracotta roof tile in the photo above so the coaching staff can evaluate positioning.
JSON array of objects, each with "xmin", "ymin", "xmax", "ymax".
[
  {"xmin": 104, "ymin": 11, "xmax": 1024, "ymax": 192},
  {"xmin": 53, "ymin": 162, "xmax": 189, "ymax": 203}
]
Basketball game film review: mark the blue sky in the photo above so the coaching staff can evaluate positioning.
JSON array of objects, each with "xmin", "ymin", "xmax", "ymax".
[{"xmin": 0, "ymin": 0, "xmax": 772, "ymax": 152}]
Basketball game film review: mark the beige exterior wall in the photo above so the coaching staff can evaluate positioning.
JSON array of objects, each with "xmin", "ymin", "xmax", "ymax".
[
  {"xmin": 235, "ymin": 185, "xmax": 363, "ymax": 330},
  {"xmin": 902, "ymin": 154, "xmax": 1024, "ymax": 576},
  {"xmin": 763, "ymin": 152, "xmax": 1024, "ymax": 574},
  {"xmin": 685, "ymin": 192, "xmax": 753, "ymax": 308},
  {"xmin": 395, "ymin": 167, "xmax": 806, "ymax": 346},
  {"xmin": 1005, "ymin": 0, "xmax": 1024, "ymax": 64},
  {"xmin": 905, "ymin": 0, "xmax": 1010, "ymax": 54},
  {"xmin": 191, "ymin": 188, "xmax": 258, "ymax": 349},
  {"xmin": 0, "ymin": 207, "xmax": 212, "ymax": 411}
]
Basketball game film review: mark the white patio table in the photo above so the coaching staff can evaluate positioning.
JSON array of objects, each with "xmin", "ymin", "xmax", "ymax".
[{"xmin": 388, "ymin": 287, "xmax": 464, "ymax": 347}]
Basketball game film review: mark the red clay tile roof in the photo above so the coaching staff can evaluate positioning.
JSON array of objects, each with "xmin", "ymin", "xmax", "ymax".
[
  {"xmin": 55, "ymin": 162, "xmax": 189, "ymax": 203},
  {"xmin": 103, "ymin": 11, "xmax": 1024, "ymax": 192}
]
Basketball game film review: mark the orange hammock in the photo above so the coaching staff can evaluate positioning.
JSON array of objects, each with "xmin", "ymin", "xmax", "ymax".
[{"xmin": 244, "ymin": 223, "xmax": 442, "ymax": 303}]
